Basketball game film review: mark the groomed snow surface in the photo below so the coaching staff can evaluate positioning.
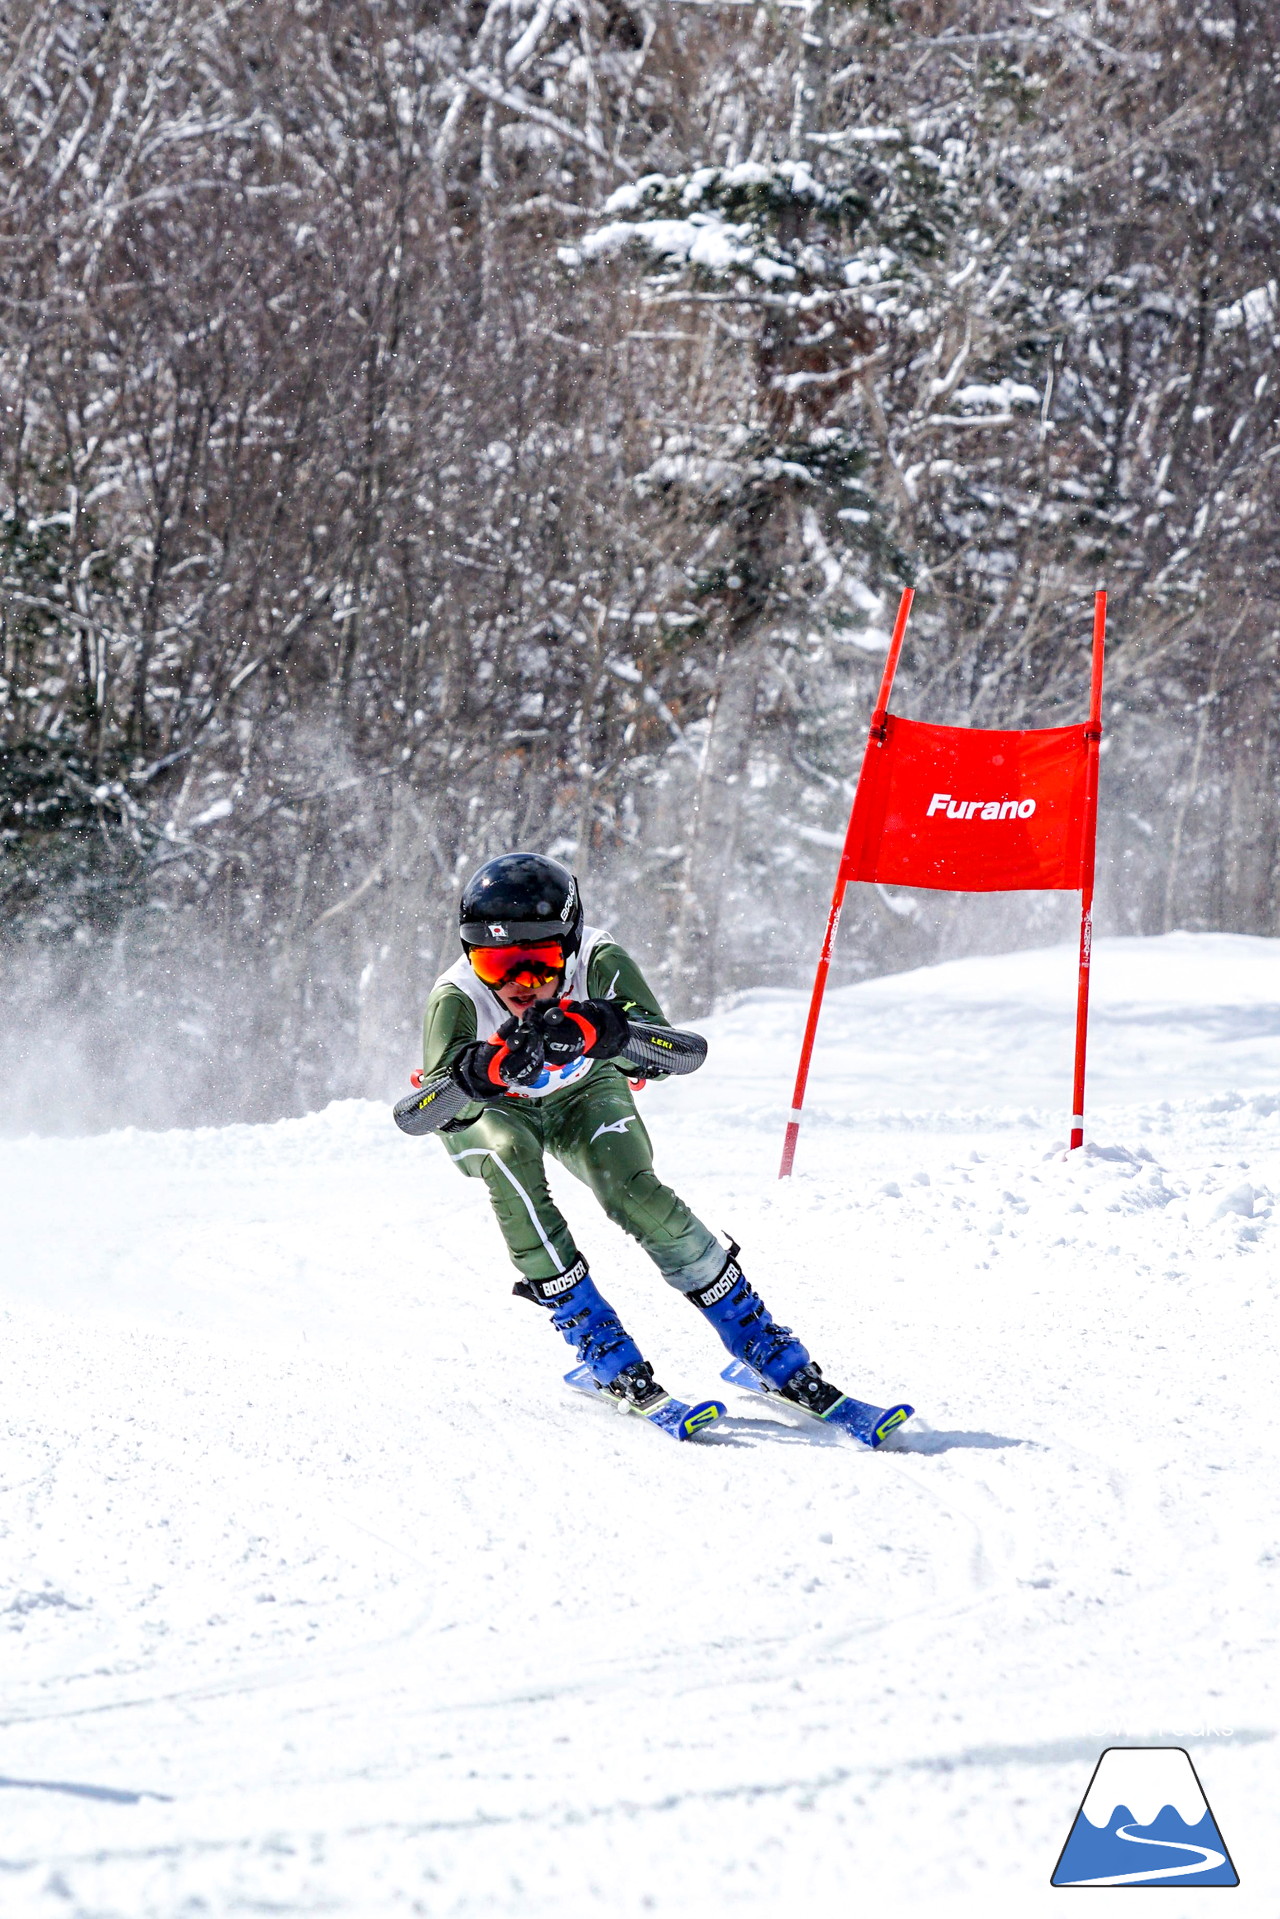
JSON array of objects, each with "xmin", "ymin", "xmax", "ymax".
[{"xmin": 3, "ymin": 931, "xmax": 1279, "ymax": 1918}]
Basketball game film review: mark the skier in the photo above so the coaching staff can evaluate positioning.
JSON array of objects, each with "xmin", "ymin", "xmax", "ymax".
[{"xmin": 422, "ymin": 850, "xmax": 858, "ymax": 1427}]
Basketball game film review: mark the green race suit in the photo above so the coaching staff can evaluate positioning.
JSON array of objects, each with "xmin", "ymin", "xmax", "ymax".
[{"xmin": 422, "ymin": 934, "xmax": 724, "ymax": 1291}]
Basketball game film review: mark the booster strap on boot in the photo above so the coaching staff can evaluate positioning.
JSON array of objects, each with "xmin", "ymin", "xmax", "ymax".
[
  {"xmin": 686, "ymin": 1241, "xmax": 743, "ymax": 1312},
  {"xmin": 512, "ymin": 1256, "xmax": 589, "ymax": 1306}
]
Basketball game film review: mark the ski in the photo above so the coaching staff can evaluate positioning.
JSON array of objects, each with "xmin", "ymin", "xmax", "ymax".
[
  {"xmin": 720, "ymin": 1359, "xmax": 913, "ymax": 1449},
  {"xmin": 394, "ymin": 1020, "xmax": 708, "ymax": 1137},
  {"xmin": 564, "ymin": 1365, "xmax": 726, "ymax": 1442}
]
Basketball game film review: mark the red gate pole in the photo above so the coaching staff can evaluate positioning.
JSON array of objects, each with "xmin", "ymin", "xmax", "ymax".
[
  {"xmin": 779, "ymin": 587, "xmax": 915, "ymax": 1178},
  {"xmin": 1069, "ymin": 588, "xmax": 1107, "ymax": 1151}
]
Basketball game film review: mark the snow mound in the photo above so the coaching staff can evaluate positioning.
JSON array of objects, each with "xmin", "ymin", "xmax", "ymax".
[{"xmin": 649, "ymin": 932, "xmax": 1280, "ymax": 1120}]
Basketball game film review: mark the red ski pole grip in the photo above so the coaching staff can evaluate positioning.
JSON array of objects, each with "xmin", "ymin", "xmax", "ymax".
[{"xmin": 557, "ymin": 997, "xmax": 598, "ymax": 1050}]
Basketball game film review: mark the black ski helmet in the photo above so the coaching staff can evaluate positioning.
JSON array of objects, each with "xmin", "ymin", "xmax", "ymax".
[{"xmin": 459, "ymin": 852, "xmax": 583, "ymax": 957}]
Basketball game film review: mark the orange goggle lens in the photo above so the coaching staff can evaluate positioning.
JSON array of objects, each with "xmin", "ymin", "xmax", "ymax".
[{"xmin": 468, "ymin": 942, "xmax": 565, "ymax": 989}]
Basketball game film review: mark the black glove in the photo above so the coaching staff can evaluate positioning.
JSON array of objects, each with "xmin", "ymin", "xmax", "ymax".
[
  {"xmin": 539, "ymin": 997, "xmax": 631, "ymax": 1062},
  {"xmin": 530, "ymin": 1002, "xmax": 587, "ymax": 1070},
  {"xmin": 451, "ymin": 1017, "xmax": 546, "ymax": 1099}
]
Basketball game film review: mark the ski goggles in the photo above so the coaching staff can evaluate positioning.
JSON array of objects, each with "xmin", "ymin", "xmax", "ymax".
[{"xmin": 467, "ymin": 941, "xmax": 566, "ymax": 990}]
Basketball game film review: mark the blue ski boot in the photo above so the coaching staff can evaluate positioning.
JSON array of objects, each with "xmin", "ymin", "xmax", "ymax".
[
  {"xmin": 518, "ymin": 1263, "xmax": 666, "ymax": 1410},
  {"xmin": 688, "ymin": 1247, "xmax": 915, "ymax": 1441},
  {"xmin": 686, "ymin": 1245, "xmax": 839, "ymax": 1413}
]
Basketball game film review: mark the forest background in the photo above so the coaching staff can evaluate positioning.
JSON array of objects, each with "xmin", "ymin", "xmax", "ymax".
[{"xmin": 2, "ymin": 0, "xmax": 1277, "ymax": 1130}]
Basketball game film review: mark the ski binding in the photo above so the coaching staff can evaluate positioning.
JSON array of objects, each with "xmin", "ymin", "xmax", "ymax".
[
  {"xmin": 720, "ymin": 1359, "xmax": 913, "ymax": 1448},
  {"xmin": 564, "ymin": 1365, "xmax": 725, "ymax": 1441}
]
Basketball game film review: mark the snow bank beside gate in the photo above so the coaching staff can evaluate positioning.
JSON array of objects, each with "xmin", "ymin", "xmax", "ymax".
[{"xmin": 648, "ymin": 931, "xmax": 1280, "ymax": 1120}]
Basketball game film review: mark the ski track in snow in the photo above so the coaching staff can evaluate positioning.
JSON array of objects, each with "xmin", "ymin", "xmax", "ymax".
[{"xmin": 1, "ymin": 933, "xmax": 1279, "ymax": 1916}]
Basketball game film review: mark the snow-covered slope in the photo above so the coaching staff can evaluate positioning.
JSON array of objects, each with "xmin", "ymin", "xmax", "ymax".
[
  {"xmin": 648, "ymin": 928, "xmax": 1280, "ymax": 1121},
  {"xmin": 2, "ymin": 934, "xmax": 1279, "ymax": 1917}
]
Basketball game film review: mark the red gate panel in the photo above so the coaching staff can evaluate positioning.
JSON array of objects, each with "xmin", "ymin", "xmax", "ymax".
[{"xmin": 842, "ymin": 715, "xmax": 1093, "ymax": 893}]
